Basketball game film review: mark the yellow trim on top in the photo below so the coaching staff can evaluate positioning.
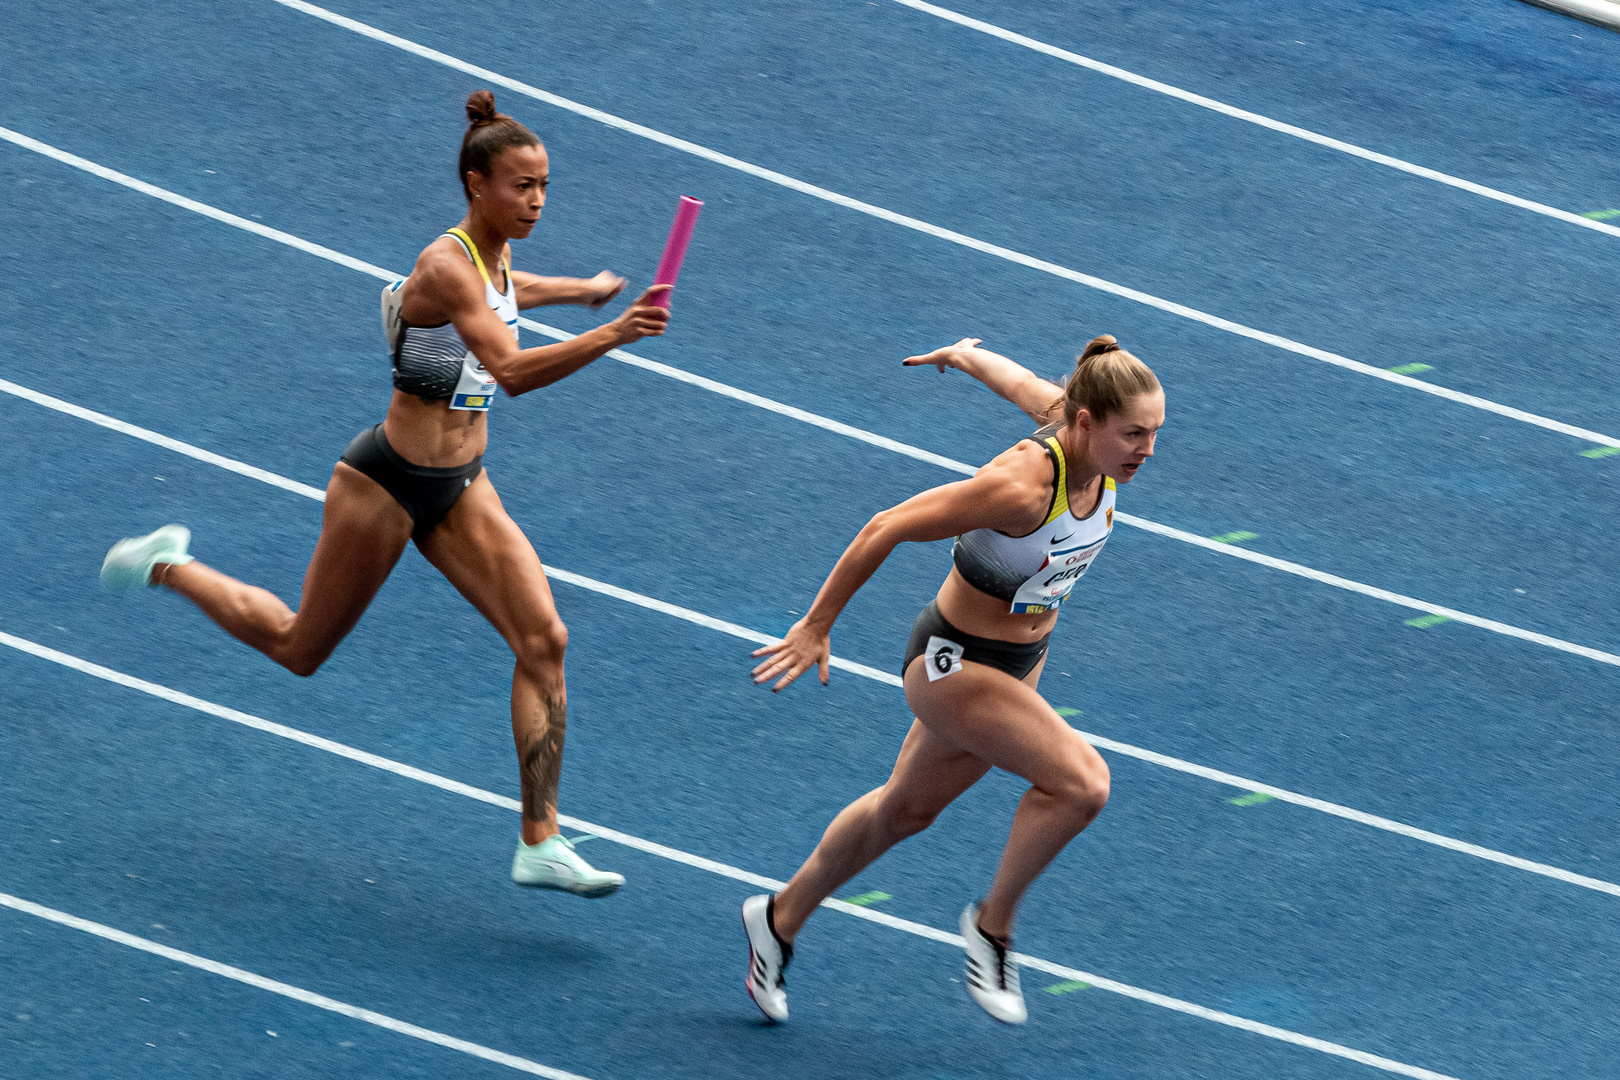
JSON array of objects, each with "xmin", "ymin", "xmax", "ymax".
[
  {"xmin": 445, "ymin": 227, "xmax": 510, "ymax": 288},
  {"xmin": 1043, "ymin": 436, "xmax": 1070, "ymax": 525},
  {"xmin": 1105, "ymin": 477, "xmax": 1116, "ymax": 491}
]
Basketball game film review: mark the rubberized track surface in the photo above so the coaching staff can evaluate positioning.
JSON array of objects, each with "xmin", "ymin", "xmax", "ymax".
[{"xmin": 3, "ymin": 2, "xmax": 1619, "ymax": 1077}]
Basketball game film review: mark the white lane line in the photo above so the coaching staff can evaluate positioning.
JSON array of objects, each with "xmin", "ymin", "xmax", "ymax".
[
  {"xmin": 3, "ymin": 130, "xmax": 1619, "ymax": 665},
  {"xmin": 7, "ymin": 465, "xmax": 1620, "ymax": 909},
  {"xmin": 242, "ymin": 5, "xmax": 1620, "ymax": 449},
  {"xmin": 0, "ymin": 637, "xmax": 1461, "ymax": 1080},
  {"xmin": 889, "ymin": 0, "xmax": 1620, "ymax": 242},
  {"xmin": 2, "ymin": 127, "xmax": 1615, "ymax": 663},
  {"xmin": 7, "ymin": 339, "xmax": 1620, "ymax": 673},
  {"xmin": 0, "ymin": 377, "xmax": 329, "ymax": 502},
  {"xmin": 0, "ymin": 892, "xmax": 593, "ymax": 1080}
]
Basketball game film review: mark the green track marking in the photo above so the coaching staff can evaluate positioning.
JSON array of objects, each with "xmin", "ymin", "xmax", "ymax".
[
  {"xmin": 1210, "ymin": 531, "xmax": 1258, "ymax": 545},
  {"xmin": 1229, "ymin": 792, "xmax": 1275, "ymax": 807},
  {"xmin": 842, "ymin": 891, "xmax": 892, "ymax": 907},
  {"xmin": 1045, "ymin": 979, "xmax": 1092, "ymax": 995},
  {"xmin": 1581, "ymin": 209, "xmax": 1620, "ymax": 221},
  {"xmin": 1054, "ymin": 707, "xmax": 1081, "ymax": 718},
  {"xmin": 1386, "ymin": 362, "xmax": 1434, "ymax": 375},
  {"xmin": 1581, "ymin": 446, "xmax": 1620, "ymax": 459},
  {"xmin": 1405, "ymin": 614, "xmax": 1452, "ymax": 629}
]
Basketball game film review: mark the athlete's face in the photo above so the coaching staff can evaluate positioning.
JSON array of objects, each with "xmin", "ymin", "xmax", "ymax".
[
  {"xmin": 467, "ymin": 143, "xmax": 549, "ymax": 239},
  {"xmin": 1079, "ymin": 389, "xmax": 1164, "ymax": 484}
]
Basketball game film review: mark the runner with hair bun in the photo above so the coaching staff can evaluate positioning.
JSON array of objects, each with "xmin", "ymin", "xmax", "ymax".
[
  {"xmin": 101, "ymin": 90, "xmax": 672, "ymax": 897},
  {"xmin": 741, "ymin": 335, "xmax": 1163, "ymax": 1024}
]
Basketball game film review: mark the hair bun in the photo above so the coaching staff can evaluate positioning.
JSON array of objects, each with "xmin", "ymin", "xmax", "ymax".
[
  {"xmin": 1079, "ymin": 334, "xmax": 1121, "ymax": 360},
  {"xmin": 466, "ymin": 89, "xmax": 501, "ymax": 127}
]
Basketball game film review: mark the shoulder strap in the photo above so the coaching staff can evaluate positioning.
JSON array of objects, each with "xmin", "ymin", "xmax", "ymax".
[
  {"xmin": 1018, "ymin": 432, "xmax": 1069, "ymax": 526},
  {"xmin": 1042, "ymin": 437, "xmax": 1071, "ymax": 524},
  {"xmin": 444, "ymin": 227, "xmax": 495, "ymax": 288}
]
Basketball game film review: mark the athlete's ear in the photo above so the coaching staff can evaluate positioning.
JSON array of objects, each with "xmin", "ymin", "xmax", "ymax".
[
  {"xmin": 466, "ymin": 170, "xmax": 485, "ymax": 201},
  {"xmin": 1073, "ymin": 408, "xmax": 1095, "ymax": 435}
]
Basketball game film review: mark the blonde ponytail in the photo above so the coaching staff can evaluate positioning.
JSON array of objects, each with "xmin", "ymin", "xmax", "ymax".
[{"xmin": 1052, "ymin": 335, "xmax": 1160, "ymax": 426}]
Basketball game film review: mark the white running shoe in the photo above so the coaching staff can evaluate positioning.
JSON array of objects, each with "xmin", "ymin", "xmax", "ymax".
[
  {"xmin": 742, "ymin": 894, "xmax": 791, "ymax": 1022},
  {"xmin": 101, "ymin": 525, "xmax": 194, "ymax": 593},
  {"xmin": 511, "ymin": 835, "xmax": 624, "ymax": 898},
  {"xmin": 960, "ymin": 902, "xmax": 1027, "ymax": 1024}
]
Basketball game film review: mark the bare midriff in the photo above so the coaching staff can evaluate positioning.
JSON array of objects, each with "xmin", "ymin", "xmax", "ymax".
[
  {"xmin": 380, "ymin": 389, "xmax": 489, "ymax": 468},
  {"xmin": 934, "ymin": 565, "xmax": 1060, "ymax": 644}
]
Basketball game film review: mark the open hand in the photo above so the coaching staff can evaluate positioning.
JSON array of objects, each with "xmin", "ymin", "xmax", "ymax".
[
  {"xmin": 607, "ymin": 284, "xmax": 672, "ymax": 344},
  {"xmin": 750, "ymin": 618, "xmax": 831, "ymax": 692},
  {"xmin": 581, "ymin": 270, "xmax": 627, "ymax": 309},
  {"xmin": 902, "ymin": 337, "xmax": 983, "ymax": 373}
]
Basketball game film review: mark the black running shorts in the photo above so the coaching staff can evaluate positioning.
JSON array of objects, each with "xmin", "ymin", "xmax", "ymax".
[
  {"xmin": 340, "ymin": 424, "xmax": 483, "ymax": 542},
  {"xmin": 901, "ymin": 600, "xmax": 1051, "ymax": 682}
]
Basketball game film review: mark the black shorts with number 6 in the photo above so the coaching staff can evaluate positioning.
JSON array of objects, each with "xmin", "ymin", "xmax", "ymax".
[{"xmin": 902, "ymin": 600, "xmax": 1050, "ymax": 682}]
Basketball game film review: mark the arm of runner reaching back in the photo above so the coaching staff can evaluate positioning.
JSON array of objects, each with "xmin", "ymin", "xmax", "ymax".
[{"xmin": 903, "ymin": 338, "xmax": 1066, "ymax": 426}]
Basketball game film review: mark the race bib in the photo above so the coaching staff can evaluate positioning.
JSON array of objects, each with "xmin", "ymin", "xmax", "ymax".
[
  {"xmin": 924, "ymin": 635, "xmax": 965, "ymax": 681},
  {"xmin": 1009, "ymin": 536, "xmax": 1108, "ymax": 614},
  {"xmin": 449, "ymin": 352, "xmax": 499, "ymax": 411}
]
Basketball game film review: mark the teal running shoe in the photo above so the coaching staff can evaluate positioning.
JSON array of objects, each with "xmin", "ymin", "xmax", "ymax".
[
  {"xmin": 101, "ymin": 525, "xmax": 194, "ymax": 593},
  {"xmin": 511, "ymin": 834, "xmax": 624, "ymax": 898}
]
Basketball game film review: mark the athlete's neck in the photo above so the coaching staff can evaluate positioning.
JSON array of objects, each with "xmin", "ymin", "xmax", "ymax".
[
  {"xmin": 456, "ymin": 213, "xmax": 509, "ymax": 272},
  {"xmin": 1056, "ymin": 423, "xmax": 1104, "ymax": 511}
]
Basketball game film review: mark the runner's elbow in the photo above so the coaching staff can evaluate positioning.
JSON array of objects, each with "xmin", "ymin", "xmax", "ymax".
[{"xmin": 863, "ymin": 508, "xmax": 908, "ymax": 547}]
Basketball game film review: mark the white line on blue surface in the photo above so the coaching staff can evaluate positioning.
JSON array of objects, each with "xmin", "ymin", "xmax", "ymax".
[
  {"xmin": 1, "ymin": 129, "xmax": 1616, "ymax": 662},
  {"xmin": 3, "ymin": 376, "xmax": 1618, "ymax": 900},
  {"xmin": 4, "ymin": 312, "xmax": 1618, "ymax": 673},
  {"xmin": 241, "ymin": 4, "xmax": 1620, "ymax": 448},
  {"xmin": 0, "ymin": 890, "xmax": 594, "ymax": 1079},
  {"xmin": 0, "ymin": 633, "xmax": 1461, "ymax": 1080},
  {"xmin": 888, "ymin": 0, "xmax": 1620, "ymax": 241},
  {"xmin": 3, "ymin": 127, "xmax": 1618, "ymax": 664}
]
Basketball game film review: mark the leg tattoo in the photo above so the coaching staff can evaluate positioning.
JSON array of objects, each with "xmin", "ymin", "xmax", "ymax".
[{"xmin": 521, "ymin": 695, "xmax": 567, "ymax": 824}]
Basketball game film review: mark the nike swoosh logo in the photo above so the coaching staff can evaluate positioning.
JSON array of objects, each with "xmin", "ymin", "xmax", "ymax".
[{"xmin": 1050, "ymin": 533, "xmax": 1074, "ymax": 543}]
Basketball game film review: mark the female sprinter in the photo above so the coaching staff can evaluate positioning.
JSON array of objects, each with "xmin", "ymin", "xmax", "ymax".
[
  {"xmin": 742, "ymin": 335, "xmax": 1163, "ymax": 1023},
  {"xmin": 100, "ymin": 91, "xmax": 671, "ymax": 898}
]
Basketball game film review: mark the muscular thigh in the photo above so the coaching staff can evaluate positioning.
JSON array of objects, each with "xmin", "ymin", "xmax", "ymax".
[
  {"xmin": 877, "ymin": 717, "xmax": 993, "ymax": 820},
  {"xmin": 289, "ymin": 463, "xmax": 414, "ymax": 647},
  {"xmin": 414, "ymin": 472, "xmax": 561, "ymax": 645},
  {"xmin": 902, "ymin": 653, "xmax": 1104, "ymax": 793}
]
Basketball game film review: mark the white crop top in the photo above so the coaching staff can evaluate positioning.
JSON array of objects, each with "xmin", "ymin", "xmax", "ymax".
[
  {"xmin": 381, "ymin": 227, "xmax": 518, "ymax": 411},
  {"xmin": 952, "ymin": 424, "xmax": 1116, "ymax": 615}
]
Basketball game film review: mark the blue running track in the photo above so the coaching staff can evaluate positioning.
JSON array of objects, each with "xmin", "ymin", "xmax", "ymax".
[{"xmin": 3, "ymin": 2, "xmax": 1619, "ymax": 1077}]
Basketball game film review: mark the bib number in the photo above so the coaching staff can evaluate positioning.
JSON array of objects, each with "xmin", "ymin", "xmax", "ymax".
[
  {"xmin": 450, "ymin": 352, "xmax": 499, "ymax": 411},
  {"xmin": 1009, "ymin": 537, "xmax": 1108, "ymax": 614},
  {"xmin": 924, "ymin": 635, "xmax": 965, "ymax": 681}
]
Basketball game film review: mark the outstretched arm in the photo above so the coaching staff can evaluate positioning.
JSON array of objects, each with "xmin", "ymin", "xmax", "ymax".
[
  {"xmin": 512, "ymin": 269, "xmax": 626, "ymax": 310},
  {"xmin": 750, "ymin": 442, "xmax": 1053, "ymax": 691},
  {"xmin": 903, "ymin": 337, "xmax": 1065, "ymax": 426}
]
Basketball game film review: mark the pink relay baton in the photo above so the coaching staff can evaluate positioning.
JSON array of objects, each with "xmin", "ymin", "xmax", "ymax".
[{"xmin": 650, "ymin": 196, "xmax": 704, "ymax": 308}]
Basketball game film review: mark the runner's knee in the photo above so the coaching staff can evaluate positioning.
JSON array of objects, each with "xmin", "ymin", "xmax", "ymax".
[
  {"xmin": 512, "ymin": 618, "xmax": 568, "ymax": 674},
  {"xmin": 871, "ymin": 789, "xmax": 941, "ymax": 840},
  {"xmin": 276, "ymin": 639, "xmax": 336, "ymax": 678},
  {"xmin": 1047, "ymin": 754, "xmax": 1110, "ymax": 821},
  {"xmin": 265, "ymin": 618, "xmax": 333, "ymax": 677}
]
